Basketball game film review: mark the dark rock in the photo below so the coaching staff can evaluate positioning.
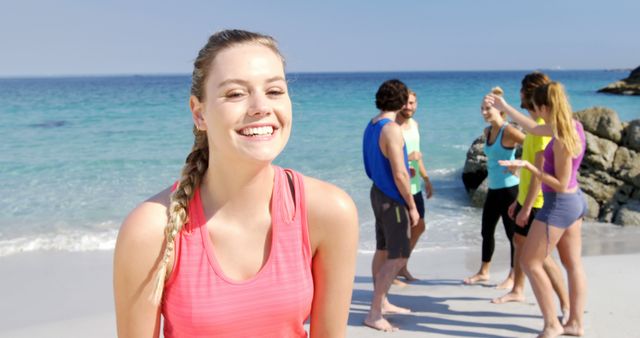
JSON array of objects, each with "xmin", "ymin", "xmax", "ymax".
[
  {"xmin": 577, "ymin": 170, "xmax": 624, "ymax": 203},
  {"xmin": 470, "ymin": 179, "xmax": 488, "ymax": 208},
  {"xmin": 598, "ymin": 66, "xmax": 640, "ymax": 96},
  {"xmin": 614, "ymin": 185, "xmax": 634, "ymax": 204},
  {"xmin": 622, "ymin": 119, "xmax": 640, "ymax": 152},
  {"xmin": 582, "ymin": 191, "xmax": 600, "ymax": 220},
  {"xmin": 462, "ymin": 135, "xmax": 487, "ymax": 193},
  {"xmin": 600, "ymin": 201, "xmax": 619, "ymax": 223},
  {"xmin": 574, "ymin": 107, "xmax": 623, "ymax": 143},
  {"xmin": 612, "ymin": 147, "xmax": 640, "ymax": 188},
  {"xmin": 614, "ymin": 200, "xmax": 640, "ymax": 226},
  {"xmin": 583, "ymin": 131, "xmax": 618, "ymax": 171}
]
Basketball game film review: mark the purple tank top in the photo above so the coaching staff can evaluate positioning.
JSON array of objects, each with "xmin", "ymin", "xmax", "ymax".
[{"xmin": 541, "ymin": 120, "xmax": 586, "ymax": 192}]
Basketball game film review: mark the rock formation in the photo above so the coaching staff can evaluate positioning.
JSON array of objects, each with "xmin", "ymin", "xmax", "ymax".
[{"xmin": 598, "ymin": 66, "xmax": 640, "ymax": 96}]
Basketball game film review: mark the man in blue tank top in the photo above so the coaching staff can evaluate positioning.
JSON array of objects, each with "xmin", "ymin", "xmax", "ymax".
[{"xmin": 362, "ymin": 79, "xmax": 419, "ymax": 332}]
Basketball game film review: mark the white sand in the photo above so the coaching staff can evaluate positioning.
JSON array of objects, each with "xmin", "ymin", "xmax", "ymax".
[
  {"xmin": 348, "ymin": 249, "xmax": 639, "ymax": 337},
  {"xmin": 0, "ymin": 235, "xmax": 638, "ymax": 337}
]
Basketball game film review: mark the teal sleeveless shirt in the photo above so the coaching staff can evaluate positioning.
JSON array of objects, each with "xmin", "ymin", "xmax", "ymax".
[
  {"xmin": 402, "ymin": 120, "xmax": 421, "ymax": 195},
  {"xmin": 485, "ymin": 123, "xmax": 519, "ymax": 189}
]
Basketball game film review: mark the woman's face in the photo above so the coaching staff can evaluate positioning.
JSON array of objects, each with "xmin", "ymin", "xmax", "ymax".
[
  {"xmin": 481, "ymin": 104, "xmax": 501, "ymax": 123},
  {"xmin": 192, "ymin": 43, "xmax": 292, "ymax": 164}
]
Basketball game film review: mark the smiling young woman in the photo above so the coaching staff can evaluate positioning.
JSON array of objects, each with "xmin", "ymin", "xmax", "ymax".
[{"xmin": 113, "ymin": 29, "xmax": 359, "ymax": 338}]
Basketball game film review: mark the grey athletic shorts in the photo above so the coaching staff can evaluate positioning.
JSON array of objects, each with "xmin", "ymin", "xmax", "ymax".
[
  {"xmin": 535, "ymin": 190, "xmax": 587, "ymax": 229},
  {"xmin": 370, "ymin": 185, "xmax": 410, "ymax": 259}
]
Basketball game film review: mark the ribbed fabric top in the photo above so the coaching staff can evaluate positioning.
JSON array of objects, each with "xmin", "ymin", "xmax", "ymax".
[
  {"xmin": 485, "ymin": 123, "xmax": 520, "ymax": 189},
  {"xmin": 363, "ymin": 118, "xmax": 409, "ymax": 204},
  {"xmin": 542, "ymin": 121, "xmax": 586, "ymax": 193},
  {"xmin": 402, "ymin": 120, "xmax": 422, "ymax": 195},
  {"xmin": 162, "ymin": 166, "xmax": 313, "ymax": 338},
  {"xmin": 517, "ymin": 117, "xmax": 551, "ymax": 208}
]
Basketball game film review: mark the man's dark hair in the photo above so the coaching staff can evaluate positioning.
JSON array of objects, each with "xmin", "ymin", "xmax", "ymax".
[
  {"xmin": 375, "ymin": 79, "xmax": 408, "ymax": 111},
  {"xmin": 520, "ymin": 72, "xmax": 551, "ymax": 109}
]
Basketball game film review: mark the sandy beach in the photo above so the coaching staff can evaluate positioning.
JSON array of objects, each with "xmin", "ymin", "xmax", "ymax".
[{"xmin": 0, "ymin": 223, "xmax": 638, "ymax": 338}]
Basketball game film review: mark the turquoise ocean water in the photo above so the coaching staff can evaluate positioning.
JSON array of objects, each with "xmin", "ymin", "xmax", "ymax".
[{"xmin": 1, "ymin": 71, "xmax": 638, "ymax": 256}]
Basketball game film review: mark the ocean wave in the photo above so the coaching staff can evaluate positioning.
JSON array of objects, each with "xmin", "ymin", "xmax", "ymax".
[
  {"xmin": 0, "ymin": 230, "xmax": 117, "ymax": 257},
  {"xmin": 429, "ymin": 167, "xmax": 461, "ymax": 178},
  {"xmin": 451, "ymin": 144, "xmax": 470, "ymax": 151}
]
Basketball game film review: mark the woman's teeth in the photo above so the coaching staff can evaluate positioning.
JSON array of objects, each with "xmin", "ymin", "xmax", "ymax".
[{"xmin": 240, "ymin": 126, "xmax": 274, "ymax": 136}]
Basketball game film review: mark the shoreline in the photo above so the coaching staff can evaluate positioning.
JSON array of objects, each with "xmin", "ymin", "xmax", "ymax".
[{"xmin": 0, "ymin": 225, "xmax": 638, "ymax": 337}]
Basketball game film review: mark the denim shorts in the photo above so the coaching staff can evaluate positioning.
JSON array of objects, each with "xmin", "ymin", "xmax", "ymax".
[{"xmin": 535, "ymin": 190, "xmax": 587, "ymax": 229}]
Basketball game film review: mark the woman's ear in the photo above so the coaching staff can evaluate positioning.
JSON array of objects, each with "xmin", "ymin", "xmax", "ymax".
[{"xmin": 190, "ymin": 95, "xmax": 206, "ymax": 130}]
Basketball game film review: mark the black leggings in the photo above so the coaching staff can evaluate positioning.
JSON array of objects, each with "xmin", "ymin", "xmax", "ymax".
[{"xmin": 481, "ymin": 186, "xmax": 518, "ymax": 267}]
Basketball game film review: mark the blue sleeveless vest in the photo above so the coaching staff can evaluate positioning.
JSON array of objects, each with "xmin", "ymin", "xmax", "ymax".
[{"xmin": 363, "ymin": 118, "xmax": 409, "ymax": 204}]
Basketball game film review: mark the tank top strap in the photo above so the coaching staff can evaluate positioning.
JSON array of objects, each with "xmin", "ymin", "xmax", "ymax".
[
  {"xmin": 276, "ymin": 166, "xmax": 312, "ymax": 264},
  {"xmin": 486, "ymin": 122, "xmax": 509, "ymax": 147},
  {"xmin": 496, "ymin": 122, "xmax": 509, "ymax": 141}
]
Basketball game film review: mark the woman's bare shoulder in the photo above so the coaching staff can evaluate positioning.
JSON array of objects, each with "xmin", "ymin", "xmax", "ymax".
[
  {"xmin": 303, "ymin": 176, "xmax": 357, "ymax": 219},
  {"xmin": 116, "ymin": 186, "xmax": 172, "ymax": 251},
  {"xmin": 504, "ymin": 124, "xmax": 525, "ymax": 143},
  {"xmin": 302, "ymin": 176, "xmax": 358, "ymax": 252}
]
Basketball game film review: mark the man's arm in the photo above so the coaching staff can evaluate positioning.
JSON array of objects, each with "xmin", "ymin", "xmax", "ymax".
[
  {"xmin": 380, "ymin": 122, "xmax": 419, "ymax": 225},
  {"xmin": 516, "ymin": 151, "xmax": 543, "ymax": 226},
  {"xmin": 417, "ymin": 157, "xmax": 433, "ymax": 199}
]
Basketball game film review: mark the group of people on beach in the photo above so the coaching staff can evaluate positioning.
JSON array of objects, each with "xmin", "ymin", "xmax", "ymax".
[
  {"xmin": 113, "ymin": 29, "xmax": 588, "ymax": 338},
  {"xmin": 361, "ymin": 73, "xmax": 588, "ymax": 337},
  {"xmin": 465, "ymin": 73, "xmax": 588, "ymax": 338}
]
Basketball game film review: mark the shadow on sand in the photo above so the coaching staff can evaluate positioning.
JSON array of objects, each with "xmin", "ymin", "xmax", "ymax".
[{"xmin": 349, "ymin": 276, "xmax": 540, "ymax": 337}]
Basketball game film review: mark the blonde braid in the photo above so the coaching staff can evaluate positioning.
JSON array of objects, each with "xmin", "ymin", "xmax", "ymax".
[{"xmin": 150, "ymin": 127, "xmax": 209, "ymax": 304}]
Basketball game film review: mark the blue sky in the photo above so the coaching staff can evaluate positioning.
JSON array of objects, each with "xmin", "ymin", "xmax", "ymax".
[{"xmin": 1, "ymin": 0, "xmax": 638, "ymax": 77}]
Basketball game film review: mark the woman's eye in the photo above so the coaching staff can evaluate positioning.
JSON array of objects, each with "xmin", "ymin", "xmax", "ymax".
[
  {"xmin": 267, "ymin": 89, "xmax": 285, "ymax": 96},
  {"xmin": 226, "ymin": 91, "xmax": 244, "ymax": 98}
]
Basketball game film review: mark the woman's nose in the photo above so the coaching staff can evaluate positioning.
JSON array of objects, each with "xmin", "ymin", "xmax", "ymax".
[{"xmin": 247, "ymin": 93, "xmax": 273, "ymax": 117}]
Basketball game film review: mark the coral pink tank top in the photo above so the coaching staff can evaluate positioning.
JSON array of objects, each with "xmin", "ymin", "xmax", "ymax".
[{"xmin": 162, "ymin": 166, "xmax": 313, "ymax": 337}]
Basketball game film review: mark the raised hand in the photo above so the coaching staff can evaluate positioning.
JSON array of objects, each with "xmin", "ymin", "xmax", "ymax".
[
  {"xmin": 484, "ymin": 93, "xmax": 508, "ymax": 112},
  {"xmin": 498, "ymin": 159, "xmax": 529, "ymax": 175}
]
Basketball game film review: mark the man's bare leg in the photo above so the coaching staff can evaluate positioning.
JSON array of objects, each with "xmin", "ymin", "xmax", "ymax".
[
  {"xmin": 397, "ymin": 218, "xmax": 425, "ymax": 282},
  {"xmin": 493, "ymin": 234, "xmax": 526, "ymax": 303},
  {"xmin": 365, "ymin": 251, "xmax": 408, "ymax": 331}
]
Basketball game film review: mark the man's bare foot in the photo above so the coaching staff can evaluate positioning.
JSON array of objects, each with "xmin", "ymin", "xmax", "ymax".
[
  {"xmin": 392, "ymin": 278, "xmax": 408, "ymax": 287},
  {"xmin": 463, "ymin": 273, "xmax": 489, "ymax": 285},
  {"xmin": 382, "ymin": 301, "xmax": 411, "ymax": 314},
  {"xmin": 562, "ymin": 321, "xmax": 584, "ymax": 336},
  {"xmin": 560, "ymin": 308, "xmax": 570, "ymax": 326},
  {"xmin": 495, "ymin": 276, "xmax": 514, "ymax": 290},
  {"xmin": 364, "ymin": 317, "xmax": 398, "ymax": 332},
  {"xmin": 491, "ymin": 291, "xmax": 525, "ymax": 304},
  {"xmin": 536, "ymin": 324, "xmax": 564, "ymax": 338}
]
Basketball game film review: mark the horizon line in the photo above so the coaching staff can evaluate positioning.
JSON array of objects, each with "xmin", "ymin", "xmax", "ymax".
[{"xmin": 0, "ymin": 67, "xmax": 633, "ymax": 80}]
